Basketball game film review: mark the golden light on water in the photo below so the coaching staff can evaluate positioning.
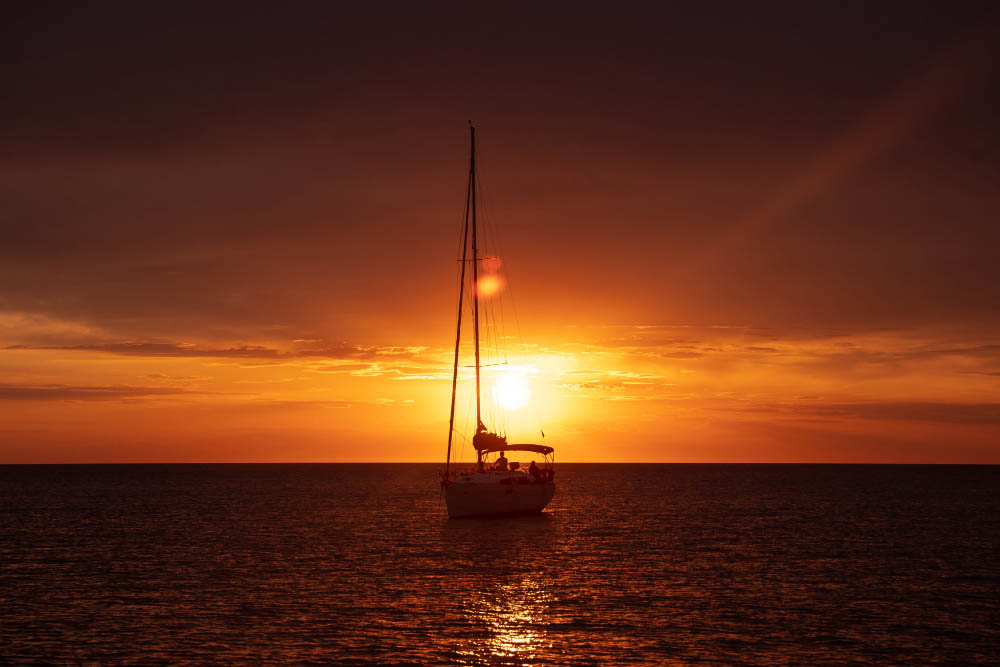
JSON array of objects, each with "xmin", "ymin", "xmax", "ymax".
[{"xmin": 458, "ymin": 577, "xmax": 553, "ymax": 664}]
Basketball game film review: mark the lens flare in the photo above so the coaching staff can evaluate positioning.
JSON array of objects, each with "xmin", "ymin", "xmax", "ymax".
[
  {"xmin": 477, "ymin": 274, "xmax": 506, "ymax": 297},
  {"xmin": 481, "ymin": 255, "xmax": 503, "ymax": 273}
]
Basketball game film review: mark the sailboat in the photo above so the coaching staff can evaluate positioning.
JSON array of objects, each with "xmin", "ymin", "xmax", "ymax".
[{"xmin": 441, "ymin": 125, "xmax": 556, "ymax": 518}]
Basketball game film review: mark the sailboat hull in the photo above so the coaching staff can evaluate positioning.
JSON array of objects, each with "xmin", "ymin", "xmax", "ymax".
[{"xmin": 444, "ymin": 481, "xmax": 555, "ymax": 518}]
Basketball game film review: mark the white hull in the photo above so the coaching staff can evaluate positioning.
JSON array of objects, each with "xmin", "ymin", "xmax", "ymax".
[{"xmin": 445, "ymin": 480, "xmax": 555, "ymax": 518}]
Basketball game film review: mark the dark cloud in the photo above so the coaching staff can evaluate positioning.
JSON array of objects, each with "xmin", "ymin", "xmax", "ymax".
[
  {"xmin": 308, "ymin": 364, "xmax": 377, "ymax": 373},
  {"xmin": 582, "ymin": 331, "xmax": 1000, "ymax": 375},
  {"xmin": 239, "ymin": 399, "xmax": 356, "ymax": 410},
  {"xmin": 1, "ymin": 2, "xmax": 998, "ymax": 346},
  {"xmin": 739, "ymin": 401, "xmax": 1000, "ymax": 425},
  {"xmin": 659, "ymin": 351, "xmax": 705, "ymax": 359},
  {"xmin": 902, "ymin": 345, "xmax": 1000, "ymax": 361},
  {"xmin": 6, "ymin": 343, "xmax": 283, "ymax": 358},
  {"xmin": 5, "ymin": 341, "xmax": 431, "ymax": 361},
  {"xmin": 0, "ymin": 383, "xmax": 196, "ymax": 401}
]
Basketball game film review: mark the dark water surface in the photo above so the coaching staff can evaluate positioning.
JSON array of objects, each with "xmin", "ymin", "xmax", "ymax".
[{"xmin": 2, "ymin": 464, "xmax": 998, "ymax": 665}]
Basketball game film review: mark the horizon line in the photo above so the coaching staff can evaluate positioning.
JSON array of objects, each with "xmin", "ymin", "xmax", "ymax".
[{"xmin": 1, "ymin": 461, "xmax": 997, "ymax": 466}]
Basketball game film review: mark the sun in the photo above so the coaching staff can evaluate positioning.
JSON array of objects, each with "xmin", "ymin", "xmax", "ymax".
[{"xmin": 494, "ymin": 372, "xmax": 531, "ymax": 410}]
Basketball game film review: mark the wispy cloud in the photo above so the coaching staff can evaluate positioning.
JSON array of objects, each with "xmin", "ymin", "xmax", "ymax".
[
  {"xmin": 573, "ymin": 325, "xmax": 1000, "ymax": 375},
  {"xmin": 6, "ymin": 342, "xmax": 283, "ymax": 358},
  {"xmin": 726, "ymin": 400, "xmax": 1000, "ymax": 425},
  {"xmin": 557, "ymin": 368, "xmax": 674, "ymax": 395},
  {"xmin": 6, "ymin": 341, "xmax": 435, "ymax": 361},
  {"xmin": 0, "ymin": 383, "xmax": 197, "ymax": 401}
]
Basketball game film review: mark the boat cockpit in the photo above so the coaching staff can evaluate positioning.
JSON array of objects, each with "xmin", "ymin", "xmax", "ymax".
[{"xmin": 450, "ymin": 443, "xmax": 555, "ymax": 484}]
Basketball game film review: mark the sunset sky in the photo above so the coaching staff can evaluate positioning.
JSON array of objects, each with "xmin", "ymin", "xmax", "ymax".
[{"xmin": 3, "ymin": 2, "xmax": 999, "ymax": 463}]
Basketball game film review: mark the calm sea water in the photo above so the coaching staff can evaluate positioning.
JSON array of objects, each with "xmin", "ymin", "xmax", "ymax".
[{"xmin": 1, "ymin": 464, "xmax": 997, "ymax": 665}]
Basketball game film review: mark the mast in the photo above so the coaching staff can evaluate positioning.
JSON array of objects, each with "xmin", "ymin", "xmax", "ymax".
[
  {"xmin": 445, "ymin": 126, "xmax": 474, "ymax": 477},
  {"xmin": 471, "ymin": 125, "xmax": 483, "ymax": 432},
  {"xmin": 469, "ymin": 125, "xmax": 486, "ymax": 433}
]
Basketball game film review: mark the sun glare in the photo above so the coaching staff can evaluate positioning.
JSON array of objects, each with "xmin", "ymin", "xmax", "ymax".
[{"xmin": 494, "ymin": 372, "xmax": 531, "ymax": 410}]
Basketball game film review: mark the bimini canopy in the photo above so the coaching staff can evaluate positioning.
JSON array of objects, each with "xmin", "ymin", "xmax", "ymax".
[{"xmin": 477, "ymin": 443, "xmax": 554, "ymax": 456}]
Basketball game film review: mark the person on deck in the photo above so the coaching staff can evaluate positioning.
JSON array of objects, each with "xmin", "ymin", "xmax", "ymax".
[
  {"xmin": 496, "ymin": 451, "xmax": 508, "ymax": 471},
  {"xmin": 529, "ymin": 460, "xmax": 539, "ymax": 480}
]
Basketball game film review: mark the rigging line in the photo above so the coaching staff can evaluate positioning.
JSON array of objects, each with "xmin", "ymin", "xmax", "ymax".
[
  {"xmin": 483, "ymin": 303, "xmax": 492, "ymax": 423},
  {"xmin": 488, "ymin": 296, "xmax": 498, "ymax": 361},
  {"xmin": 476, "ymin": 138, "xmax": 525, "ymax": 440},
  {"xmin": 479, "ymin": 180, "xmax": 504, "ymax": 370},
  {"xmin": 448, "ymin": 186, "xmax": 469, "ymax": 444},
  {"xmin": 475, "ymin": 161, "xmax": 521, "ymax": 368},
  {"xmin": 477, "ymin": 143, "xmax": 520, "ymax": 439},
  {"xmin": 493, "ymin": 267, "xmax": 525, "ymax": 395},
  {"xmin": 457, "ymin": 359, "xmax": 474, "ymax": 466},
  {"xmin": 482, "ymin": 302, "xmax": 490, "ymax": 366},
  {"xmin": 496, "ymin": 285, "xmax": 509, "ymax": 365},
  {"xmin": 492, "ymin": 295, "xmax": 501, "ymax": 357},
  {"xmin": 458, "ymin": 384, "xmax": 473, "ymax": 467},
  {"xmin": 477, "ymin": 169, "xmax": 513, "ymax": 437},
  {"xmin": 478, "ymin": 157, "xmax": 540, "ymax": 441},
  {"xmin": 470, "ymin": 126, "xmax": 482, "ymax": 433},
  {"xmin": 445, "ymin": 145, "xmax": 474, "ymax": 478},
  {"xmin": 452, "ymin": 173, "xmax": 472, "ymax": 302}
]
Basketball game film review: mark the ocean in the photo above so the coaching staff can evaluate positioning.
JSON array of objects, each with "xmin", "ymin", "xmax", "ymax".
[{"xmin": 1, "ymin": 464, "xmax": 997, "ymax": 665}]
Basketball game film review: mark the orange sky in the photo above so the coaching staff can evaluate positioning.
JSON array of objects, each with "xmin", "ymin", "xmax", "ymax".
[{"xmin": 2, "ymin": 3, "xmax": 999, "ymax": 462}]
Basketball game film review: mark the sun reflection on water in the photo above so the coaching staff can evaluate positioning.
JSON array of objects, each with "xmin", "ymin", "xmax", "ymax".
[{"xmin": 456, "ymin": 577, "xmax": 554, "ymax": 665}]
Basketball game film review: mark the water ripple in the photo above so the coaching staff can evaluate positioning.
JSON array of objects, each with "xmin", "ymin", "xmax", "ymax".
[{"xmin": 1, "ymin": 463, "xmax": 997, "ymax": 665}]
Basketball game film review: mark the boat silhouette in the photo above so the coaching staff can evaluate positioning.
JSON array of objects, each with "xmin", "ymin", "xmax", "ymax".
[{"xmin": 441, "ymin": 125, "xmax": 556, "ymax": 518}]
